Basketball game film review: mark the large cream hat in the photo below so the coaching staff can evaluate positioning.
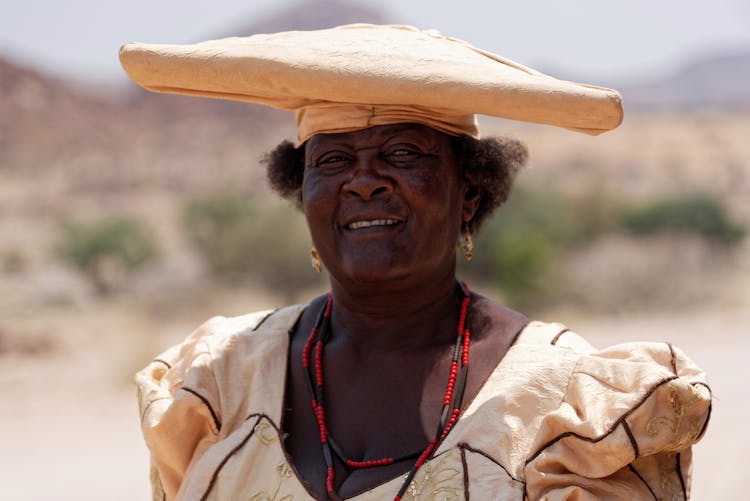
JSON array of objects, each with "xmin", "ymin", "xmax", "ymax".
[{"xmin": 119, "ymin": 24, "xmax": 623, "ymax": 143}]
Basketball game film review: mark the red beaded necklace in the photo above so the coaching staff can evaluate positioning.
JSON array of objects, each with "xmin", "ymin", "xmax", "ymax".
[{"xmin": 301, "ymin": 283, "xmax": 472, "ymax": 500}]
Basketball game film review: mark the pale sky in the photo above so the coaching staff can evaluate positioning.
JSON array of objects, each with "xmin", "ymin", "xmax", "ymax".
[{"xmin": 2, "ymin": 0, "xmax": 749, "ymax": 83}]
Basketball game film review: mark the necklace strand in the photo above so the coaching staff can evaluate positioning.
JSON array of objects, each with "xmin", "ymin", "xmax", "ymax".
[{"xmin": 301, "ymin": 283, "xmax": 472, "ymax": 500}]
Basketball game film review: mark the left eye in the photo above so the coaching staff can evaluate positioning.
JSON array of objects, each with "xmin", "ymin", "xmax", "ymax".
[{"xmin": 385, "ymin": 148, "xmax": 421, "ymax": 160}]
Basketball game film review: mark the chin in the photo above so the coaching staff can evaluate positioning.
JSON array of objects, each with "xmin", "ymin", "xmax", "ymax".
[{"xmin": 334, "ymin": 258, "xmax": 413, "ymax": 286}]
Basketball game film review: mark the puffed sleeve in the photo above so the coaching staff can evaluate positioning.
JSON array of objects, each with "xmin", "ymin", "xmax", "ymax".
[
  {"xmin": 135, "ymin": 317, "xmax": 226, "ymax": 501},
  {"xmin": 525, "ymin": 341, "xmax": 711, "ymax": 500}
]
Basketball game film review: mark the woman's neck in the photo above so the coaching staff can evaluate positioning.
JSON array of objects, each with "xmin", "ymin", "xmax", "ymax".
[{"xmin": 327, "ymin": 269, "xmax": 462, "ymax": 353}]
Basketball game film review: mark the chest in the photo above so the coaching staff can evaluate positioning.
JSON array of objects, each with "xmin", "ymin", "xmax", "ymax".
[{"xmin": 281, "ymin": 324, "xmax": 514, "ymax": 499}]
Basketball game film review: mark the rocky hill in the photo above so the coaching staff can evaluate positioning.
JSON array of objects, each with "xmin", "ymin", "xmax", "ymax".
[
  {"xmin": 620, "ymin": 49, "xmax": 750, "ymax": 110},
  {"xmin": 218, "ymin": 0, "xmax": 388, "ymax": 36},
  {"xmin": 0, "ymin": 56, "xmax": 126, "ymax": 168}
]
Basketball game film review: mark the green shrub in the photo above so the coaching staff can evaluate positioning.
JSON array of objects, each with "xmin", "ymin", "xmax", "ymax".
[
  {"xmin": 460, "ymin": 188, "xmax": 745, "ymax": 312},
  {"xmin": 2, "ymin": 249, "xmax": 28, "ymax": 275},
  {"xmin": 488, "ymin": 228, "xmax": 557, "ymax": 308},
  {"xmin": 622, "ymin": 194, "xmax": 746, "ymax": 245},
  {"xmin": 57, "ymin": 216, "xmax": 158, "ymax": 294},
  {"xmin": 182, "ymin": 194, "xmax": 322, "ymax": 299},
  {"xmin": 182, "ymin": 195, "xmax": 258, "ymax": 278},
  {"xmin": 460, "ymin": 186, "xmax": 616, "ymax": 309},
  {"xmin": 498, "ymin": 187, "xmax": 618, "ymax": 246}
]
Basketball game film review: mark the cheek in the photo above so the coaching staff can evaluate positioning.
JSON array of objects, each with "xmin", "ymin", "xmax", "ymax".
[
  {"xmin": 409, "ymin": 168, "xmax": 464, "ymax": 219},
  {"xmin": 301, "ymin": 175, "xmax": 338, "ymax": 239},
  {"xmin": 301, "ymin": 174, "xmax": 327, "ymax": 213},
  {"xmin": 427, "ymin": 183, "xmax": 466, "ymax": 247}
]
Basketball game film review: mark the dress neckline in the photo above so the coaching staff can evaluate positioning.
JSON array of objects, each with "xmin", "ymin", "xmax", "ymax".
[{"xmin": 262, "ymin": 304, "xmax": 535, "ymax": 500}]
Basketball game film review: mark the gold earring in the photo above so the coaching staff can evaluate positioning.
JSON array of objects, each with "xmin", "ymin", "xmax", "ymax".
[
  {"xmin": 310, "ymin": 246, "xmax": 321, "ymax": 273},
  {"xmin": 460, "ymin": 225, "xmax": 474, "ymax": 261}
]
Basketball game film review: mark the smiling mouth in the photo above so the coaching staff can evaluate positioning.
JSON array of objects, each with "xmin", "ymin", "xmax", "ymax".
[{"xmin": 347, "ymin": 218, "xmax": 402, "ymax": 230}]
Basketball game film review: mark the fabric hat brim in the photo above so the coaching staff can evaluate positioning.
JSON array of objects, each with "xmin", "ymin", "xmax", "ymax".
[{"xmin": 119, "ymin": 24, "xmax": 623, "ymax": 137}]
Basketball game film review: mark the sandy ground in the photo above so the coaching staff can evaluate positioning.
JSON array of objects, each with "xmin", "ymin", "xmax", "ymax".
[
  {"xmin": 0, "ymin": 302, "xmax": 746, "ymax": 500},
  {"xmin": 0, "ymin": 340, "xmax": 152, "ymax": 500}
]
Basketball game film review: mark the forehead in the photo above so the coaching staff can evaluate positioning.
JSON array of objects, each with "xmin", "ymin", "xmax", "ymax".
[{"xmin": 304, "ymin": 123, "xmax": 452, "ymax": 155}]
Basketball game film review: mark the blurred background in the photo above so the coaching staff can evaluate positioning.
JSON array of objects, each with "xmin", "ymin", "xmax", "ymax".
[{"xmin": 1, "ymin": 0, "xmax": 748, "ymax": 499}]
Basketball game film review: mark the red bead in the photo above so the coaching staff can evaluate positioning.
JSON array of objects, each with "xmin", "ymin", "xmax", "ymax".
[
  {"xmin": 439, "ymin": 408, "xmax": 462, "ymax": 441},
  {"xmin": 346, "ymin": 457, "xmax": 395, "ymax": 469},
  {"xmin": 415, "ymin": 440, "xmax": 437, "ymax": 468},
  {"xmin": 462, "ymin": 328, "xmax": 471, "ymax": 365},
  {"xmin": 315, "ymin": 407, "xmax": 328, "ymax": 443},
  {"xmin": 324, "ymin": 293, "xmax": 333, "ymax": 317},
  {"xmin": 315, "ymin": 340, "xmax": 324, "ymax": 386},
  {"xmin": 457, "ymin": 296, "xmax": 470, "ymax": 335},
  {"xmin": 302, "ymin": 327, "xmax": 317, "ymax": 368},
  {"xmin": 326, "ymin": 466, "xmax": 335, "ymax": 493}
]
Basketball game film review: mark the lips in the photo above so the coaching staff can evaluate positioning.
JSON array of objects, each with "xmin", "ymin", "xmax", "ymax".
[{"xmin": 347, "ymin": 218, "xmax": 401, "ymax": 230}]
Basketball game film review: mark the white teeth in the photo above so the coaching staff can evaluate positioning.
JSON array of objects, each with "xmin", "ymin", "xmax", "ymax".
[{"xmin": 348, "ymin": 219, "xmax": 399, "ymax": 229}]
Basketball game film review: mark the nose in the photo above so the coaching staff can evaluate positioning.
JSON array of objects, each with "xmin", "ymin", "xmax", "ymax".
[{"xmin": 344, "ymin": 150, "xmax": 393, "ymax": 200}]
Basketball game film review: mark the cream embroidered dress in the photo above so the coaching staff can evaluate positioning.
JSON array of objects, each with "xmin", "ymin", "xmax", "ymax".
[{"xmin": 136, "ymin": 306, "xmax": 711, "ymax": 500}]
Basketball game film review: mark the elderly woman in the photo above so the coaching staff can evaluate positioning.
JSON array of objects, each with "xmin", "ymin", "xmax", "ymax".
[{"xmin": 121, "ymin": 25, "xmax": 711, "ymax": 500}]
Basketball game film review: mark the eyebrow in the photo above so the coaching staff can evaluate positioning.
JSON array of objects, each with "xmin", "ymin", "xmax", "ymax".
[{"xmin": 306, "ymin": 125, "xmax": 443, "ymax": 158}]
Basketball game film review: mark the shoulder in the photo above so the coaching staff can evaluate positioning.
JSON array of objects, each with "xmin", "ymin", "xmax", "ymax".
[
  {"xmin": 136, "ymin": 306, "xmax": 302, "ymax": 399},
  {"xmin": 470, "ymin": 295, "xmax": 594, "ymax": 354},
  {"xmin": 512, "ymin": 321, "xmax": 712, "ymax": 454},
  {"xmin": 515, "ymin": 319, "xmax": 596, "ymax": 353},
  {"xmin": 135, "ymin": 304, "xmax": 306, "ymax": 434},
  {"xmin": 518, "ymin": 322, "xmax": 712, "ymax": 499},
  {"xmin": 134, "ymin": 304, "xmax": 307, "ymax": 499}
]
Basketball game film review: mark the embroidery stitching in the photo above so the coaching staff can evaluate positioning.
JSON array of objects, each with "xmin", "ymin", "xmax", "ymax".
[
  {"xmin": 656, "ymin": 452, "xmax": 683, "ymax": 501},
  {"xmin": 645, "ymin": 384, "xmax": 709, "ymax": 453},
  {"xmin": 405, "ymin": 448, "xmax": 464, "ymax": 500}
]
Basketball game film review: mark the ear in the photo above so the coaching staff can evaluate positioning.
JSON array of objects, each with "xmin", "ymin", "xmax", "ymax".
[{"xmin": 462, "ymin": 184, "xmax": 481, "ymax": 224}]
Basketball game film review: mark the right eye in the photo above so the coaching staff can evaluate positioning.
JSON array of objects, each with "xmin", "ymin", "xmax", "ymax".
[{"xmin": 314, "ymin": 152, "xmax": 352, "ymax": 169}]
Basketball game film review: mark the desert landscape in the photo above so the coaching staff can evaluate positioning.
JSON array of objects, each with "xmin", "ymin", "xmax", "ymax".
[{"xmin": 1, "ymin": 2, "xmax": 749, "ymax": 499}]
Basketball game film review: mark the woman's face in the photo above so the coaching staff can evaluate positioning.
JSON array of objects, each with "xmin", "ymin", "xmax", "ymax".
[{"xmin": 302, "ymin": 123, "xmax": 476, "ymax": 287}]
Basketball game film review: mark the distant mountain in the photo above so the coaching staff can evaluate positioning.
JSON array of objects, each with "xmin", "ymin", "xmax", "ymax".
[
  {"xmin": 0, "ymin": 56, "xmax": 126, "ymax": 166},
  {"xmin": 216, "ymin": 0, "xmax": 389, "ymax": 36},
  {"xmin": 619, "ymin": 50, "xmax": 750, "ymax": 110},
  {"xmin": 0, "ymin": 52, "xmax": 284, "ymax": 192}
]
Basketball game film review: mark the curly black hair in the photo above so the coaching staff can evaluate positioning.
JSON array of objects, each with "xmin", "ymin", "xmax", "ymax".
[{"xmin": 263, "ymin": 134, "xmax": 527, "ymax": 234}]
